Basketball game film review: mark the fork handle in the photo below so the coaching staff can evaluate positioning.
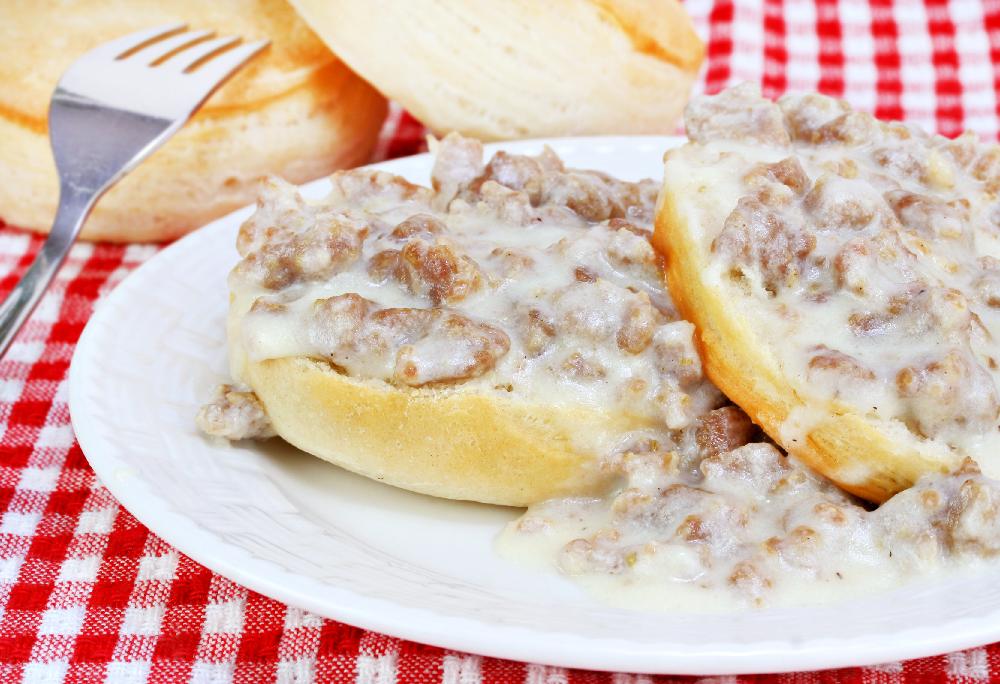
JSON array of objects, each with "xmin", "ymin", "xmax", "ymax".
[{"xmin": 0, "ymin": 184, "xmax": 98, "ymax": 358}]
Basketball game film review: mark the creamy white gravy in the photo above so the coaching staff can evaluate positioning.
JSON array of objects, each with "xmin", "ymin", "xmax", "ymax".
[
  {"xmin": 499, "ymin": 438, "xmax": 1000, "ymax": 611},
  {"xmin": 223, "ymin": 134, "xmax": 720, "ymax": 442},
  {"xmin": 669, "ymin": 84, "xmax": 1000, "ymax": 476},
  {"xmin": 205, "ymin": 128, "xmax": 1000, "ymax": 613}
]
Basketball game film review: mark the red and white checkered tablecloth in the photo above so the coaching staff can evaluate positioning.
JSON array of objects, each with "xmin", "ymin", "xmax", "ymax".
[{"xmin": 4, "ymin": 1, "xmax": 1000, "ymax": 681}]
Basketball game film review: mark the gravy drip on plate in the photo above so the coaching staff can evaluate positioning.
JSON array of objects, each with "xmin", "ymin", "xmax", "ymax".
[
  {"xmin": 500, "ymin": 424, "xmax": 1000, "ymax": 610},
  {"xmin": 201, "ymin": 132, "xmax": 1000, "ymax": 611}
]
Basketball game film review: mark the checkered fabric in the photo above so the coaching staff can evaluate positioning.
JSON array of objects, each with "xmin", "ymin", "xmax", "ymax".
[{"xmin": 4, "ymin": 0, "xmax": 1000, "ymax": 681}]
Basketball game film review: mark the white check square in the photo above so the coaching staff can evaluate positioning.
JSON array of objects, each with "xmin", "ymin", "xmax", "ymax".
[{"xmin": 38, "ymin": 607, "xmax": 85, "ymax": 636}]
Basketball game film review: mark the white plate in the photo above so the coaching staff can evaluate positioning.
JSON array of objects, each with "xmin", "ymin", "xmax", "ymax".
[{"xmin": 69, "ymin": 137, "xmax": 1000, "ymax": 675}]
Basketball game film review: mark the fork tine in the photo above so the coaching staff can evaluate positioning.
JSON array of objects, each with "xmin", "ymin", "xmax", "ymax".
[
  {"xmin": 167, "ymin": 35, "xmax": 243, "ymax": 72},
  {"xmin": 5, "ymin": 25, "xmax": 270, "ymax": 362},
  {"xmin": 186, "ymin": 39, "xmax": 270, "ymax": 80},
  {"xmin": 130, "ymin": 29, "xmax": 215, "ymax": 65},
  {"xmin": 81, "ymin": 23, "xmax": 187, "ymax": 61}
]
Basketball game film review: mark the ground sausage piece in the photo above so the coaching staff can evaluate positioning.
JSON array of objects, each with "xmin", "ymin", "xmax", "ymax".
[
  {"xmin": 781, "ymin": 93, "xmax": 877, "ymax": 145},
  {"xmin": 471, "ymin": 151, "xmax": 546, "ymax": 205},
  {"xmin": 556, "ymin": 280, "xmax": 631, "ymax": 340},
  {"xmin": 539, "ymin": 171, "xmax": 655, "ymax": 222},
  {"xmin": 390, "ymin": 214, "xmax": 446, "ymax": 240},
  {"xmin": 847, "ymin": 286, "xmax": 942, "ymax": 338},
  {"xmin": 328, "ymin": 169, "xmax": 433, "ymax": 207},
  {"xmin": 713, "ymin": 196, "xmax": 816, "ymax": 293},
  {"xmin": 744, "ymin": 157, "xmax": 811, "ymax": 198},
  {"xmin": 652, "ymin": 321, "xmax": 703, "ymax": 388},
  {"xmin": 236, "ymin": 177, "xmax": 305, "ymax": 257},
  {"xmin": 606, "ymin": 226, "xmax": 662, "ymax": 285},
  {"xmin": 430, "ymin": 133, "xmax": 484, "ymax": 205},
  {"xmin": 606, "ymin": 218, "xmax": 649, "ymax": 236},
  {"xmin": 699, "ymin": 443, "xmax": 793, "ymax": 494},
  {"xmin": 833, "ymin": 232, "xmax": 911, "ymax": 298},
  {"xmin": 884, "ymin": 191, "xmax": 970, "ymax": 240},
  {"xmin": 393, "ymin": 310, "xmax": 510, "ymax": 386},
  {"xmin": 559, "ymin": 536, "xmax": 627, "ymax": 575},
  {"xmin": 522, "ymin": 308, "xmax": 556, "ymax": 356},
  {"xmin": 398, "ymin": 238, "xmax": 484, "ymax": 304},
  {"xmin": 814, "ymin": 112, "xmax": 879, "ymax": 145},
  {"xmin": 367, "ymin": 249, "xmax": 409, "ymax": 286},
  {"xmin": 895, "ymin": 349, "xmax": 1000, "ymax": 437},
  {"xmin": 802, "ymin": 176, "xmax": 887, "ymax": 231},
  {"xmin": 308, "ymin": 294, "xmax": 379, "ymax": 367},
  {"xmin": 239, "ymin": 214, "xmax": 366, "ymax": 290},
  {"xmin": 248, "ymin": 297, "xmax": 288, "ymax": 315},
  {"xmin": 942, "ymin": 132, "xmax": 979, "ymax": 168},
  {"xmin": 728, "ymin": 562, "xmax": 772, "ymax": 604},
  {"xmin": 474, "ymin": 181, "xmax": 535, "ymax": 224},
  {"xmin": 685, "ymin": 83, "xmax": 790, "ymax": 146},
  {"xmin": 489, "ymin": 248, "xmax": 535, "ymax": 278},
  {"xmin": 367, "ymin": 307, "xmax": 441, "ymax": 340},
  {"xmin": 196, "ymin": 385, "xmax": 276, "ymax": 440},
  {"xmin": 973, "ymin": 258, "xmax": 1000, "ymax": 308},
  {"xmin": 654, "ymin": 484, "xmax": 746, "ymax": 551},
  {"xmin": 807, "ymin": 346, "xmax": 877, "ymax": 381},
  {"xmin": 946, "ymin": 476, "xmax": 1000, "ymax": 555},
  {"xmin": 696, "ymin": 407, "xmax": 758, "ymax": 459},
  {"xmin": 617, "ymin": 298, "xmax": 661, "ymax": 354},
  {"xmin": 623, "ymin": 179, "xmax": 661, "ymax": 226},
  {"xmin": 772, "ymin": 526, "xmax": 823, "ymax": 570},
  {"xmin": 876, "ymin": 462, "xmax": 1000, "ymax": 560},
  {"xmin": 872, "ymin": 146, "xmax": 927, "ymax": 181},
  {"xmin": 540, "ymin": 171, "xmax": 620, "ymax": 221},
  {"xmin": 833, "ymin": 238, "xmax": 875, "ymax": 296},
  {"xmin": 309, "ymin": 295, "xmax": 510, "ymax": 387},
  {"xmin": 561, "ymin": 352, "xmax": 607, "ymax": 379},
  {"xmin": 970, "ymin": 146, "xmax": 1000, "ymax": 193},
  {"xmin": 851, "ymin": 286, "xmax": 971, "ymax": 343}
]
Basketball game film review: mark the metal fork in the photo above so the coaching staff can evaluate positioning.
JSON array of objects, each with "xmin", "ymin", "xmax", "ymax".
[{"xmin": 0, "ymin": 24, "xmax": 269, "ymax": 358}]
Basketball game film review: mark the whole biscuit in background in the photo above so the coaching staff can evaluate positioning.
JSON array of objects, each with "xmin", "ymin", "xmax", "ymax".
[
  {"xmin": 0, "ymin": 0, "xmax": 388, "ymax": 242},
  {"xmin": 289, "ymin": 0, "xmax": 704, "ymax": 141}
]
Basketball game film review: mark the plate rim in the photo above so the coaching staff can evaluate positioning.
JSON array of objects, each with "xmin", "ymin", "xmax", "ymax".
[{"xmin": 68, "ymin": 135, "xmax": 1000, "ymax": 675}]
